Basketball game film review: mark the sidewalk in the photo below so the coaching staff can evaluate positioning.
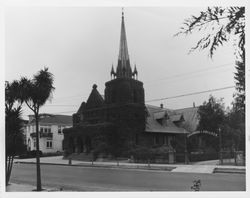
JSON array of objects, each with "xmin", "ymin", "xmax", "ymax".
[
  {"xmin": 6, "ymin": 183, "xmax": 60, "ymax": 192},
  {"xmin": 14, "ymin": 156, "xmax": 245, "ymax": 174}
]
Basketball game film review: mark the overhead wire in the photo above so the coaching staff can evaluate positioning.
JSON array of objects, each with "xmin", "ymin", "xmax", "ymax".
[
  {"xmin": 144, "ymin": 62, "xmax": 234, "ymax": 85},
  {"xmin": 146, "ymin": 86, "xmax": 235, "ymax": 103}
]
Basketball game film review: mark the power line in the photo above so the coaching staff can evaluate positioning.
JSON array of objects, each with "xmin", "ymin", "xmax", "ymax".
[
  {"xmin": 146, "ymin": 86, "xmax": 235, "ymax": 103},
  {"xmin": 144, "ymin": 62, "xmax": 234, "ymax": 84},
  {"xmin": 44, "ymin": 62, "xmax": 235, "ymax": 102},
  {"xmin": 41, "ymin": 86, "xmax": 235, "ymax": 106},
  {"xmin": 22, "ymin": 86, "xmax": 235, "ymax": 116}
]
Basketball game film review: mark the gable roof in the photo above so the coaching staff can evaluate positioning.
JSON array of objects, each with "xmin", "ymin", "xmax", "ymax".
[
  {"xmin": 173, "ymin": 107, "xmax": 199, "ymax": 132},
  {"xmin": 170, "ymin": 114, "xmax": 184, "ymax": 122},
  {"xmin": 145, "ymin": 105, "xmax": 188, "ymax": 134},
  {"xmin": 77, "ymin": 102, "xmax": 86, "ymax": 114},
  {"xmin": 86, "ymin": 84, "xmax": 104, "ymax": 109}
]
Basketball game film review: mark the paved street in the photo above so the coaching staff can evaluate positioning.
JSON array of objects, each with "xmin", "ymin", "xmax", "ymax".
[{"xmin": 10, "ymin": 163, "xmax": 245, "ymax": 191}]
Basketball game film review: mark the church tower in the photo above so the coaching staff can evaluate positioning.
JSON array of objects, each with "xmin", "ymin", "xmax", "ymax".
[{"xmin": 105, "ymin": 11, "xmax": 145, "ymax": 105}]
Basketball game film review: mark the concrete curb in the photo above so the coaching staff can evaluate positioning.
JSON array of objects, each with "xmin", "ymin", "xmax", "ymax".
[
  {"xmin": 213, "ymin": 168, "xmax": 246, "ymax": 174},
  {"xmin": 15, "ymin": 161, "xmax": 176, "ymax": 171},
  {"xmin": 15, "ymin": 161, "xmax": 245, "ymax": 174}
]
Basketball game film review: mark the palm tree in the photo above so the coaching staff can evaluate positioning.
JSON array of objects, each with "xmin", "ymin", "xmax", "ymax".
[
  {"xmin": 5, "ymin": 81, "xmax": 26, "ymax": 185},
  {"xmin": 19, "ymin": 67, "xmax": 55, "ymax": 191}
]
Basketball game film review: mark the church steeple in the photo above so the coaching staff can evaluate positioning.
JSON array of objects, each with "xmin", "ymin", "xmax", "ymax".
[
  {"xmin": 105, "ymin": 9, "xmax": 144, "ymax": 105},
  {"xmin": 116, "ymin": 10, "xmax": 132, "ymax": 78}
]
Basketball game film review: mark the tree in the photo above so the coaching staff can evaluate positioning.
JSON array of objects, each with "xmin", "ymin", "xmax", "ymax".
[
  {"xmin": 234, "ymin": 49, "xmax": 245, "ymax": 113},
  {"xmin": 198, "ymin": 96, "xmax": 225, "ymax": 132},
  {"xmin": 19, "ymin": 68, "xmax": 55, "ymax": 191},
  {"xmin": 5, "ymin": 81, "xmax": 26, "ymax": 185},
  {"xmin": 225, "ymin": 106, "xmax": 245, "ymax": 151},
  {"xmin": 175, "ymin": 7, "xmax": 244, "ymax": 57},
  {"xmin": 197, "ymin": 96, "xmax": 225, "ymax": 151},
  {"xmin": 176, "ymin": 7, "xmax": 245, "ymax": 110}
]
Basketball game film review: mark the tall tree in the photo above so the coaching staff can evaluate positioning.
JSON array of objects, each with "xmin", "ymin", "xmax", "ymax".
[
  {"xmin": 5, "ymin": 81, "xmax": 26, "ymax": 185},
  {"xmin": 197, "ymin": 96, "xmax": 225, "ymax": 150},
  {"xmin": 234, "ymin": 49, "xmax": 245, "ymax": 113},
  {"xmin": 175, "ymin": 7, "xmax": 245, "ymax": 109},
  {"xmin": 19, "ymin": 68, "xmax": 55, "ymax": 191},
  {"xmin": 198, "ymin": 96, "xmax": 225, "ymax": 132}
]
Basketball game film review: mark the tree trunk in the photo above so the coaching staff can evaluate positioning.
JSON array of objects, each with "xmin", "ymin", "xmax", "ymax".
[
  {"xmin": 6, "ymin": 155, "xmax": 10, "ymax": 185},
  {"xmin": 35, "ymin": 113, "xmax": 42, "ymax": 191},
  {"xmin": 6, "ymin": 155, "xmax": 14, "ymax": 186}
]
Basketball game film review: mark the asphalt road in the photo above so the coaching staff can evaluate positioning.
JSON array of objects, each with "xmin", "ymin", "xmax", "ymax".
[{"xmin": 10, "ymin": 163, "xmax": 245, "ymax": 191}]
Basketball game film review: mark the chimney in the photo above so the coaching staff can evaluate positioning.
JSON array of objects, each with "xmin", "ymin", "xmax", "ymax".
[{"xmin": 160, "ymin": 103, "xmax": 163, "ymax": 108}]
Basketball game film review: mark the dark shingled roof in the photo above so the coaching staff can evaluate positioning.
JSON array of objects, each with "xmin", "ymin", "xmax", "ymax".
[
  {"xmin": 30, "ymin": 114, "xmax": 72, "ymax": 125},
  {"xmin": 145, "ymin": 105, "xmax": 188, "ymax": 134},
  {"xmin": 173, "ymin": 107, "xmax": 199, "ymax": 132},
  {"xmin": 77, "ymin": 102, "xmax": 86, "ymax": 114},
  {"xmin": 86, "ymin": 84, "xmax": 104, "ymax": 109}
]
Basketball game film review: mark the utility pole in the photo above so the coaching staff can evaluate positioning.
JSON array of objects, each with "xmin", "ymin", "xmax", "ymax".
[
  {"xmin": 219, "ymin": 128, "xmax": 223, "ymax": 165},
  {"xmin": 184, "ymin": 133, "xmax": 188, "ymax": 164}
]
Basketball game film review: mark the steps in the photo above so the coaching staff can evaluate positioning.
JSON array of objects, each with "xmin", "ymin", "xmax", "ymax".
[
  {"xmin": 213, "ymin": 168, "xmax": 245, "ymax": 174},
  {"xmin": 67, "ymin": 152, "xmax": 93, "ymax": 161},
  {"xmin": 171, "ymin": 165, "xmax": 215, "ymax": 174}
]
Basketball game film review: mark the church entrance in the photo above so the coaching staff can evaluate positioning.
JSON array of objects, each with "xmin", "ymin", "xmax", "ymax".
[
  {"xmin": 77, "ymin": 136, "xmax": 84, "ymax": 153},
  {"xmin": 85, "ymin": 136, "xmax": 92, "ymax": 154},
  {"xmin": 69, "ymin": 137, "xmax": 75, "ymax": 153}
]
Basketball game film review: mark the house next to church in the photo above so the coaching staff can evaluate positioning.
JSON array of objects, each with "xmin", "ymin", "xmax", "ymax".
[
  {"xmin": 25, "ymin": 114, "xmax": 72, "ymax": 154},
  {"xmin": 63, "ymin": 11, "xmax": 199, "ymax": 161}
]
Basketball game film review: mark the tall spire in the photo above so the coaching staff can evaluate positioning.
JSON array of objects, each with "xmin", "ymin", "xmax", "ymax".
[{"xmin": 116, "ymin": 9, "xmax": 132, "ymax": 78}]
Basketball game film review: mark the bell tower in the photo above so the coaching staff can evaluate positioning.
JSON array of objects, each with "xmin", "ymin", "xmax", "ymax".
[{"xmin": 105, "ymin": 10, "xmax": 145, "ymax": 105}]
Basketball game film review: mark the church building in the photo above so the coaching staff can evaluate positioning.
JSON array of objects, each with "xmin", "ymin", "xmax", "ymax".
[{"xmin": 63, "ymin": 11, "xmax": 199, "ymax": 161}]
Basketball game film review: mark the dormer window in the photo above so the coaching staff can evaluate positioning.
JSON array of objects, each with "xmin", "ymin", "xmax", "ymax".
[
  {"xmin": 154, "ymin": 111, "xmax": 167, "ymax": 125},
  {"xmin": 156, "ymin": 118, "xmax": 163, "ymax": 125}
]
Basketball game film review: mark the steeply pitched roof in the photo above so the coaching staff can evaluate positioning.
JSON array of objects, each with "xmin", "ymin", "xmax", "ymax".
[
  {"xmin": 173, "ymin": 107, "xmax": 199, "ymax": 132},
  {"xmin": 145, "ymin": 105, "xmax": 188, "ymax": 134},
  {"xmin": 77, "ymin": 102, "xmax": 86, "ymax": 114},
  {"xmin": 86, "ymin": 84, "xmax": 104, "ymax": 109},
  {"xmin": 116, "ymin": 11, "xmax": 132, "ymax": 78},
  {"xmin": 170, "ymin": 114, "xmax": 184, "ymax": 122}
]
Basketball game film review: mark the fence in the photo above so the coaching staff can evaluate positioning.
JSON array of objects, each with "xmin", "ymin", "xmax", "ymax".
[
  {"xmin": 220, "ymin": 150, "xmax": 245, "ymax": 166},
  {"xmin": 189, "ymin": 152, "xmax": 218, "ymax": 162}
]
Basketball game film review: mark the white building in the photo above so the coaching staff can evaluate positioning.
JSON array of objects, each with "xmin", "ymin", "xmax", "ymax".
[{"xmin": 25, "ymin": 114, "xmax": 72, "ymax": 154}]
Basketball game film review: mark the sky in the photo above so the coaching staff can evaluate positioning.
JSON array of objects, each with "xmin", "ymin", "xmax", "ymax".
[{"xmin": 5, "ymin": 6, "xmax": 238, "ymax": 120}]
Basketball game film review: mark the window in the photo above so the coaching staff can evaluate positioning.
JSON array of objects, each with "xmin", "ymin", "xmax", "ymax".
[
  {"xmin": 164, "ymin": 135, "xmax": 168, "ymax": 145},
  {"xmin": 41, "ymin": 126, "xmax": 51, "ymax": 133},
  {"xmin": 156, "ymin": 119, "xmax": 163, "ymax": 125},
  {"xmin": 58, "ymin": 126, "xmax": 62, "ymax": 134},
  {"xmin": 46, "ymin": 140, "xmax": 53, "ymax": 148},
  {"xmin": 154, "ymin": 135, "xmax": 159, "ymax": 145},
  {"xmin": 33, "ymin": 140, "xmax": 36, "ymax": 148}
]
